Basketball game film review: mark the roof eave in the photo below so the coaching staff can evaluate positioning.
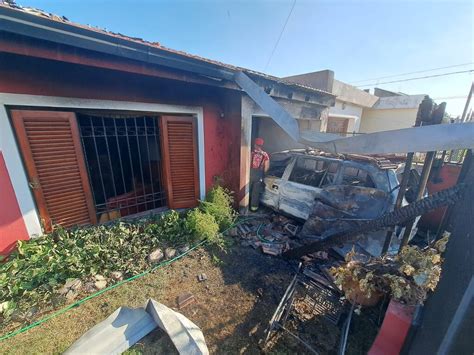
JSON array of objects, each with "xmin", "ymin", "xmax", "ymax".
[
  {"xmin": 0, "ymin": 5, "xmax": 335, "ymax": 101},
  {"xmin": 0, "ymin": 5, "xmax": 235, "ymax": 80}
]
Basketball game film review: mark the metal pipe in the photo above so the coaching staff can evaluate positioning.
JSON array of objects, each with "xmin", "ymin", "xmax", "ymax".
[
  {"xmin": 144, "ymin": 117, "xmax": 156, "ymax": 209},
  {"xmin": 398, "ymin": 150, "xmax": 436, "ymax": 252},
  {"xmin": 461, "ymin": 83, "xmax": 473, "ymax": 123},
  {"xmin": 124, "ymin": 119, "xmax": 139, "ymax": 214},
  {"xmin": 90, "ymin": 116, "xmax": 108, "ymax": 208},
  {"xmin": 381, "ymin": 151, "xmax": 414, "ymax": 254},
  {"xmin": 113, "ymin": 118, "xmax": 128, "ymax": 195},
  {"xmin": 277, "ymin": 324, "xmax": 319, "ymax": 355},
  {"xmin": 134, "ymin": 118, "xmax": 146, "ymax": 210},
  {"xmin": 338, "ymin": 303, "xmax": 355, "ymax": 355},
  {"xmin": 102, "ymin": 117, "xmax": 118, "ymax": 199}
]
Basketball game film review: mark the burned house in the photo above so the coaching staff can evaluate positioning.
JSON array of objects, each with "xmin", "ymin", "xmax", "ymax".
[{"xmin": 0, "ymin": 4, "xmax": 335, "ymax": 255}]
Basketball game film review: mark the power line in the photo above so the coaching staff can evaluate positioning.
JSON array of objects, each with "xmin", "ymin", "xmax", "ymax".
[
  {"xmin": 356, "ymin": 69, "xmax": 474, "ymax": 87},
  {"xmin": 263, "ymin": 0, "xmax": 296, "ymax": 72},
  {"xmin": 350, "ymin": 62, "xmax": 474, "ymax": 84},
  {"xmin": 433, "ymin": 95, "xmax": 469, "ymax": 100}
]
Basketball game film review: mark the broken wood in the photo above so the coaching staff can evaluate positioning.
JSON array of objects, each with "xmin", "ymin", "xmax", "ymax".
[{"xmin": 177, "ymin": 292, "xmax": 196, "ymax": 309}]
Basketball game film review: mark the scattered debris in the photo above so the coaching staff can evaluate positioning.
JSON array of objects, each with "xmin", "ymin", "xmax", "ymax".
[
  {"xmin": 146, "ymin": 300, "xmax": 209, "ymax": 354},
  {"xmin": 83, "ymin": 282, "xmax": 96, "ymax": 293},
  {"xmin": 261, "ymin": 242, "xmax": 285, "ymax": 256},
  {"xmin": 65, "ymin": 290, "xmax": 78, "ymax": 301},
  {"xmin": 284, "ymin": 223, "xmax": 299, "ymax": 237},
  {"xmin": 94, "ymin": 275, "xmax": 107, "ymax": 290},
  {"xmin": 237, "ymin": 224, "xmax": 252, "ymax": 236},
  {"xmin": 197, "ymin": 273, "xmax": 208, "ymax": 282},
  {"xmin": 263, "ymin": 265, "xmax": 347, "ymax": 354},
  {"xmin": 178, "ymin": 245, "xmax": 190, "ymax": 254},
  {"xmin": 177, "ymin": 292, "xmax": 196, "ymax": 309},
  {"xmin": 110, "ymin": 271, "xmax": 123, "ymax": 281},
  {"xmin": 59, "ymin": 279, "xmax": 82, "ymax": 296},
  {"xmin": 165, "ymin": 248, "xmax": 177, "ymax": 259},
  {"xmin": 65, "ymin": 299, "xmax": 209, "ymax": 354},
  {"xmin": 59, "ymin": 279, "xmax": 83, "ymax": 300},
  {"xmin": 148, "ymin": 248, "xmax": 164, "ymax": 263},
  {"xmin": 285, "ymin": 184, "xmax": 465, "ymax": 259},
  {"xmin": 227, "ymin": 227, "xmax": 239, "ymax": 237}
]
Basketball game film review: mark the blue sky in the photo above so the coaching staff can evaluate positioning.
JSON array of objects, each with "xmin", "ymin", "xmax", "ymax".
[{"xmin": 19, "ymin": 0, "xmax": 473, "ymax": 116}]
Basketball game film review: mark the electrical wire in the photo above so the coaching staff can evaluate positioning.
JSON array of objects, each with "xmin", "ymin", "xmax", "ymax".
[
  {"xmin": 263, "ymin": 0, "xmax": 296, "ymax": 72},
  {"xmin": 350, "ymin": 62, "xmax": 474, "ymax": 84},
  {"xmin": 356, "ymin": 69, "xmax": 474, "ymax": 87}
]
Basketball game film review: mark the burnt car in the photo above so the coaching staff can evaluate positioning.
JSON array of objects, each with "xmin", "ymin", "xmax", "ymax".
[{"xmin": 261, "ymin": 150, "xmax": 415, "ymax": 256}]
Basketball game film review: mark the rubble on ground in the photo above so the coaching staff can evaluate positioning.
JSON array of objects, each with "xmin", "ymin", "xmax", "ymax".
[
  {"xmin": 177, "ymin": 292, "xmax": 196, "ymax": 309},
  {"xmin": 229, "ymin": 213, "xmax": 302, "ymax": 257},
  {"xmin": 148, "ymin": 248, "xmax": 164, "ymax": 263},
  {"xmin": 165, "ymin": 247, "xmax": 177, "ymax": 259}
]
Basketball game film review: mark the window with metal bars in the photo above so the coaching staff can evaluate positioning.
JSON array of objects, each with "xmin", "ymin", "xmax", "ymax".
[{"xmin": 77, "ymin": 113, "xmax": 166, "ymax": 222}]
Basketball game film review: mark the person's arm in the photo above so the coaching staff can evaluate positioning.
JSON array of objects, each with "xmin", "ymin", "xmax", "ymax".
[
  {"xmin": 263, "ymin": 154, "xmax": 270, "ymax": 172},
  {"xmin": 264, "ymin": 159, "xmax": 270, "ymax": 173}
]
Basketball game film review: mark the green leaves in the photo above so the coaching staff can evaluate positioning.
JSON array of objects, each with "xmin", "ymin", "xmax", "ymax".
[
  {"xmin": 200, "ymin": 186, "xmax": 237, "ymax": 230},
  {"xmin": 185, "ymin": 209, "xmax": 219, "ymax": 245},
  {"xmin": 0, "ymin": 187, "xmax": 237, "ymax": 326}
]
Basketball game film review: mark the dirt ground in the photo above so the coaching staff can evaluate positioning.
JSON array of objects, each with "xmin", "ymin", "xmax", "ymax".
[
  {"xmin": 1, "ymin": 242, "xmax": 379, "ymax": 354},
  {"xmin": 129, "ymin": 243, "xmax": 379, "ymax": 354},
  {"xmin": 130, "ymin": 243, "xmax": 296, "ymax": 354}
]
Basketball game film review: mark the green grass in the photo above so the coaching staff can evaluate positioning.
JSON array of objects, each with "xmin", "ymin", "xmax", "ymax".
[{"xmin": 0, "ymin": 269, "xmax": 166, "ymax": 355}]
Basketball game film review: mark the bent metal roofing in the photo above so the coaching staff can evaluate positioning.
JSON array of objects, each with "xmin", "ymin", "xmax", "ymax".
[{"xmin": 0, "ymin": 2, "xmax": 334, "ymax": 97}]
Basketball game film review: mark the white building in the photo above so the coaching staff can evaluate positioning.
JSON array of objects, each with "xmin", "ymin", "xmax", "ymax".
[{"xmin": 285, "ymin": 70, "xmax": 426, "ymax": 135}]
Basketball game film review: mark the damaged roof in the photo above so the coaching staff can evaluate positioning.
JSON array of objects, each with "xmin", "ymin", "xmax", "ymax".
[{"xmin": 0, "ymin": 2, "xmax": 334, "ymax": 98}]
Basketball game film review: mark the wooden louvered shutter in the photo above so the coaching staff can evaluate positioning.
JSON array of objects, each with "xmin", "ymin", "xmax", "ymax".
[
  {"xmin": 160, "ymin": 116, "xmax": 200, "ymax": 209},
  {"xmin": 11, "ymin": 110, "xmax": 97, "ymax": 232}
]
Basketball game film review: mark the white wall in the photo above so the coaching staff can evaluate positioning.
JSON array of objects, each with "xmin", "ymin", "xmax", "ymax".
[
  {"xmin": 321, "ymin": 99, "xmax": 364, "ymax": 133},
  {"xmin": 360, "ymin": 108, "xmax": 418, "ymax": 133},
  {"xmin": 0, "ymin": 106, "xmax": 42, "ymax": 237},
  {"xmin": 256, "ymin": 116, "xmax": 307, "ymax": 154}
]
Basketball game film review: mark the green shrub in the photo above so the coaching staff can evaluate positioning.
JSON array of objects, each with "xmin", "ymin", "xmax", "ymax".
[
  {"xmin": 0, "ymin": 189, "xmax": 238, "ymax": 326},
  {"xmin": 185, "ymin": 208, "xmax": 220, "ymax": 246},
  {"xmin": 142, "ymin": 210, "xmax": 189, "ymax": 246},
  {"xmin": 0, "ymin": 212, "xmax": 192, "ymax": 325},
  {"xmin": 200, "ymin": 185, "xmax": 237, "ymax": 230}
]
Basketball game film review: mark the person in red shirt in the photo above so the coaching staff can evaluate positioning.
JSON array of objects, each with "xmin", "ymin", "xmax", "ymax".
[{"xmin": 250, "ymin": 137, "xmax": 270, "ymax": 211}]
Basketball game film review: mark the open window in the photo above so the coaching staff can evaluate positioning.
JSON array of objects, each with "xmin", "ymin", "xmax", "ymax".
[
  {"xmin": 341, "ymin": 166, "xmax": 376, "ymax": 188},
  {"xmin": 289, "ymin": 157, "xmax": 339, "ymax": 188},
  {"xmin": 77, "ymin": 113, "xmax": 167, "ymax": 222},
  {"xmin": 267, "ymin": 154, "xmax": 292, "ymax": 178},
  {"xmin": 12, "ymin": 109, "xmax": 200, "ymax": 231}
]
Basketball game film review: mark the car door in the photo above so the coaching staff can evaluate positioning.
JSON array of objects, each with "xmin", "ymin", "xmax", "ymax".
[
  {"xmin": 278, "ymin": 156, "xmax": 337, "ymax": 220},
  {"xmin": 261, "ymin": 156, "xmax": 295, "ymax": 210}
]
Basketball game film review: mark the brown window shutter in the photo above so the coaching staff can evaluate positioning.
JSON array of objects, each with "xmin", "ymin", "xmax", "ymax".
[
  {"xmin": 11, "ymin": 110, "xmax": 97, "ymax": 232},
  {"xmin": 160, "ymin": 116, "xmax": 200, "ymax": 209}
]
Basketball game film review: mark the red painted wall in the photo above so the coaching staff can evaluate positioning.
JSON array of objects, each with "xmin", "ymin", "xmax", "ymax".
[
  {"xmin": 203, "ymin": 100, "xmax": 242, "ymax": 196},
  {"xmin": 419, "ymin": 164, "xmax": 462, "ymax": 230},
  {"xmin": 0, "ymin": 151, "xmax": 29, "ymax": 256},
  {"xmin": 0, "ymin": 52, "xmax": 242, "ymax": 198}
]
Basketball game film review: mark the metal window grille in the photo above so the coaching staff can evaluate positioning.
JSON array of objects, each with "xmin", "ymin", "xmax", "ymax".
[{"xmin": 78, "ymin": 114, "xmax": 166, "ymax": 221}]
